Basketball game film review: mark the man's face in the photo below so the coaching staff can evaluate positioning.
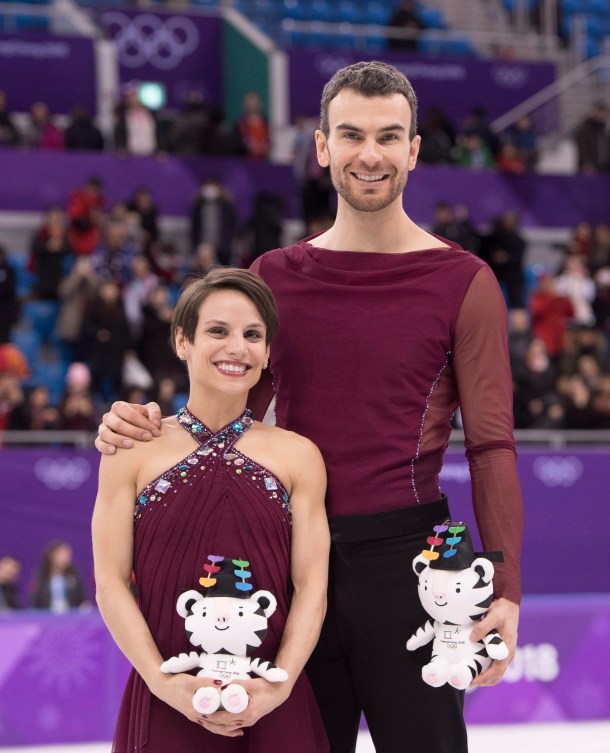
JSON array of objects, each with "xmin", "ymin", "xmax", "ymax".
[{"xmin": 315, "ymin": 90, "xmax": 420, "ymax": 213}]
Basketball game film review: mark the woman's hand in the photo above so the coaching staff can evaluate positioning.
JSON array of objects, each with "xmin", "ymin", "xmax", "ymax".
[
  {"xmin": 152, "ymin": 673, "xmax": 220, "ymax": 724},
  {"xmin": 198, "ymin": 678, "xmax": 291, "ymax": 737}
]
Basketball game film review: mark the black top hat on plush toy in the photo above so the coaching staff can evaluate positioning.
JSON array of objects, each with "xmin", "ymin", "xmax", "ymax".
[
  {"xmin": 197, "ymin": 555, "xmax": 254, "ymax": 597},
  {"xmin": 421, "ymin": 521, "xmax": 503, "ymax": 570}
]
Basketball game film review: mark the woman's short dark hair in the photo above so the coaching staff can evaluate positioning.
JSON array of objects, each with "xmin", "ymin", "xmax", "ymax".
[
  {"xmin": 319, "ymin": 60, "xmax": 418, "ymax": 140},
  {"xmin": 170, "ymin": 268, "xmax": 279, "ymax": 352}
]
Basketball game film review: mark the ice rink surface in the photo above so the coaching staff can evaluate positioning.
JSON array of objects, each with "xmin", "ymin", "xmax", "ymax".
[{"xmin": 2, "ymin": 722, "xmax": 609, "ymax": 753}]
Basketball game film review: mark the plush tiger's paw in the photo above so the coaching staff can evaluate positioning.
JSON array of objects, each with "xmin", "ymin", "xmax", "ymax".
[
  {"xmin": 220, "ymin": 684, "xmax": 249, "ymax": 713},
  {"xmin": 422, "ymin": 660, "xmax": 448, "ymax": 687},
  {"xmin": 448, "ymin": 664, "xmax": 474, "ymax": 690},
  {"xmin": 193, "ymin": 687, "xmax": 221, "ymax": 714}
]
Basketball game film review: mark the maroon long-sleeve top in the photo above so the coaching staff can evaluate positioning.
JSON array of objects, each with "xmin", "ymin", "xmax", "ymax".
[{"xmin": 249, "ymin": 237, "xmax": 523, "ymax": 603}]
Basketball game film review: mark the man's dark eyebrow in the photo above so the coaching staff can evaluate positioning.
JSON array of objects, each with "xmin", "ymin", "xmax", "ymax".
[{"xmin": 335, "ymin": 123, "xmax": 406, "ymax": 134}]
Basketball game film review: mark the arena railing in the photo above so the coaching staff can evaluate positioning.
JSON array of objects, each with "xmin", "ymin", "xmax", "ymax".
[
  {"xmin": 2, "ymin": 430, "xmax": 610, "ymax": 448},
  {"xmin": 0, "ymin": 430, "xmax": 96, "ymax": 448}
]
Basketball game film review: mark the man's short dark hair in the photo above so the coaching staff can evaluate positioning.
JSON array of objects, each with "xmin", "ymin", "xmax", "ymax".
[{"xmin": 319, "ymin": 60, "xmax": 418, "ymax": 140}]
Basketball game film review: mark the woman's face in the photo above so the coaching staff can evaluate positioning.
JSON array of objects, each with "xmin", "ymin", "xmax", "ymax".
[
  {"xmin": 177, "ymin": 290, "xmax": 269, "ymax": 399},
  {"xmin": 51, "ymin": 544, "xmax": 72, "ymax": 570}
]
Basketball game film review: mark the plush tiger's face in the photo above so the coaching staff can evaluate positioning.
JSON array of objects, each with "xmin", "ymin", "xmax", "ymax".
[
  {"xmin": 176, "ymin": 590, "xmax": 277, "ymax": 656},
  {"xmin": 413, "ymin": 555, "xmax": 495, "ymax": 624}
]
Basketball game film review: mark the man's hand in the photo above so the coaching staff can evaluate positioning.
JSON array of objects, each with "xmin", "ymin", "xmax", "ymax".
[
  {"xmin": 198, "ymin": 678, "xmax": 291, "ymax": 737},
  {"xmin": 95, "ymin": 401, "xmax": 162, "ymax": 454},
  {"xmin": 469, "ymin": 597, "xmax": 519, "ymax": 687}
]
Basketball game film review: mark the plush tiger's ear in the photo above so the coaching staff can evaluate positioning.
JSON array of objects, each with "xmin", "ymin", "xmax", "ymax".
[
  {"xmin": 252, "ymin": 590, "xmax": 277, "ymax": 618},
  {"xmin": 177, "ymin": 589, "xmax": 204, "ymax": 617},
  {"xmin": 413, "ymin": 554, "xmax": 429, "ymax": 576},
  {"xmin": 471, "ymin": 558, "xmax": 495, "ymax": 584}
]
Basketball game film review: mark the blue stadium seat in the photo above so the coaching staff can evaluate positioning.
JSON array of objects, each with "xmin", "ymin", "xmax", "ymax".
[
  {"xmin": 583, "ymin": 35, "xmax": 600, "ymax": 56},
  {"xmin": 417, "ymin": 36, "xmax": 445, "ymax": 55},
  {"xmin": 503, "ymin": 0, "xmax": 538, "ymax": 11},
  {"xmin": 417, "ymin": 7, "xmax": 445, "ymax": 29},
  {"xmin": 443, "ymin": 38, "xmax": 477, "ymax": 56},
  {"xmin": 330, "ymin": 0, "xmax": 360, "ymax": 24},
  {"xmin": 10, "ymin": 327, "xmax": 41, "ymax": 367},
  {"xmin": 585, "ymin": 0, "xmax": 607, "ymax": 13},
  {"xmin": 21, "ymin": 301, "xmax": 59, "ymax": 343},
  {"xmin": 364, "ymin": 32, "xmax": 389, "ymax": 52},
  {"xmin": 7, "ymin": 253, "xmax": 34, "ymax": 298},
  {"xmin": 33, "ymin": 359, "xmax": 68, "ymax": 406},
  {"xmin": 281, "ymin": 0, "xmax": 311, "ymax": 20},
  {"xmin": 310, "ymin": 0, "xmax": 334, "ymax": 23},
  {"xmin": 252, "ymin": 0, "xmax": 274, "ymax": 17},
  {"xmin": 367, "ymin": 2, "xmax": 392, "ymax": 26},
  {"xmin": 585, "ymin": 14, "xmax": 603, "ymax": 37}
]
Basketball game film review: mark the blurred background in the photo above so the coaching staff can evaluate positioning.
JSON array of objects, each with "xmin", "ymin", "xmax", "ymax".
[{"xmin": 0, "ymin": 0, "xmax": 609, "ymax": 749}]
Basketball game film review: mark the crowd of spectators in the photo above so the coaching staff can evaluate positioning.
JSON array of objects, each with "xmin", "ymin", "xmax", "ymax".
[
  {"xmin": 0, "ymin": 79, "xmax": 609, "ymax": 435},
  {"xmin": 1, "ymin": 185, "xmax": 609, "ymax": 434},
  {"xmin": 417, "ymin": 104, "xmax": 542, "ymax": 172},
  {"xmin": 0, "ymin": 541, "xmax": 89, "ymax": 612},
  {"xmin": 0, "ymin": 88, "xmax": 270, "ymax": 160},
  {"xmin": 0, "ymin": 171, "xmax": 287, "ymax": 435},
  {"xmin": 414, "ymin": 101, "xmax": 610, "ymax": 175},
  {"xmin": 2, "ymin": 81, "xmax": 609, "ymax": 175},
  {"xmin": 434, "ymin": 204, "xmax": 610, "ymax": 430}
]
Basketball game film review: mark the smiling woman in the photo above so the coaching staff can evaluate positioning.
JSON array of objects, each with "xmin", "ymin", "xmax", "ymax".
[{"xmin": 92, "ymin": 268, "xmax": 330, "ymax": 753}]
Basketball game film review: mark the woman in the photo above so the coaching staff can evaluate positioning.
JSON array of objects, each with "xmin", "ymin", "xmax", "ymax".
[
  {"xmin": 32, "ymin": 540, "xmax": 86, "ymax": 611},
  {"xmin": 92, "ymin": 269, "xmax": 329, "ymax": 752}
]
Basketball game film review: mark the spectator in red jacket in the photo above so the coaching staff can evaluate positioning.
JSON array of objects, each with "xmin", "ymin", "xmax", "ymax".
[
  {"xmin": 530, "ymin": 273, "xmax": 574, "ymax": 359},
  {"xmin": 66, "ymin": 177, "xmax": 105, "ymax": 256}
]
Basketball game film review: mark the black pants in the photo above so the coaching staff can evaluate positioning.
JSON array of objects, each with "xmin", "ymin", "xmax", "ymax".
[{"xmin": 306, "ymin": 498, "xmax": 468, "ymax": 753}]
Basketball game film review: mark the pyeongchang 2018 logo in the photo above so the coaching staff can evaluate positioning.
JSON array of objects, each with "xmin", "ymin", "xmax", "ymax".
[
  {"xmin": 34, "ymin": 457, "xmax": 92, "ymax": 491},
  {"xmin": 532, "ymin": 456, "xmax": 583, "ymax": 488}
]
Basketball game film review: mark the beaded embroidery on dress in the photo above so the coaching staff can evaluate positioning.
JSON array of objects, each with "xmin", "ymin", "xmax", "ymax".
[{"xmin": 135, "ymin": 407, "xmax": 290, "ymax": 520}]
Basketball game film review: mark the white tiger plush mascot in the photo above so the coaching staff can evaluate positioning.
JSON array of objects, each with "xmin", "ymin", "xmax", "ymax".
[
  {"xmin": 406, "ymin": 522, "xmax": 509, "ymax": 690},
  {"xmin": 161, "ymin": 555, "xmax": 288, "ymax": 713}
]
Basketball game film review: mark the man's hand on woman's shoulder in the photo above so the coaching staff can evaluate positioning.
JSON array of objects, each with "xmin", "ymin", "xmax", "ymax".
[{"xmin": 95, "ymin": 401, "xmax": 163, "ymax": 454}]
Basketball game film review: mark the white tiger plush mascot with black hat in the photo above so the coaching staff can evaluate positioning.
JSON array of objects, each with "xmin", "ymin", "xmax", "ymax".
[
  {"xmin": 406, "ymin": 522, "xmax": 509, "ymax": 690},
  {"xmin": 160, "ymin": 555, "xmax": 288, "ymax": 714}
]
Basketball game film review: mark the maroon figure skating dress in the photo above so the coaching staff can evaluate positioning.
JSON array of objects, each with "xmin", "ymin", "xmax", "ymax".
[{"xmin": 112, "ymin": 407, "xmax": 329, "ymax": 753}]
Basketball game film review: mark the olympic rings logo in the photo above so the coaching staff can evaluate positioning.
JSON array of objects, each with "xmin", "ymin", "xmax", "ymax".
[
  {"xmin": 315, "ymin": 54, "xmax": 352, "ymax": 79},
  {"xmin": 103, "ymin": 12, "xmax": 200, "ymax": 71},
  {"xmin": 34, "ymin": 457, "xmax": 92, "ymax": 491},
  {"xmin": 532, "ymin": 456, "xmax": 583, "ymax": 488},
  {"xmin": 491, "ymin": 63, "xmax": 530, "ymax": 89}
]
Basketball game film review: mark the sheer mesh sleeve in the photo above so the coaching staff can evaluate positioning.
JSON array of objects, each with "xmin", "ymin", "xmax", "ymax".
[{"xmin": 453, "ymin": 266, "xmax": 523, "ymax": 603}]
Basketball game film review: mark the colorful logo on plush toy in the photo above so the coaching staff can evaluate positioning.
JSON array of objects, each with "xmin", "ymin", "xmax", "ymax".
[
  {"xmin": 199, "ymin": 555, "xmax": 253, "ymax": 592},
  {"xmin": 422, "ymin": 521, "xmax": 466, "ymax": 561}
]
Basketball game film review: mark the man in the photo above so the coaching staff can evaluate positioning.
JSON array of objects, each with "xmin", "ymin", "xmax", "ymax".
[{"xmin": 96, "ymin": 61, "xmax": 522, "ymax": 753}]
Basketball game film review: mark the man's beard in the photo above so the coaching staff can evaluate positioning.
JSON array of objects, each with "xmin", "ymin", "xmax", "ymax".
[{"xmin": 328, "ymin": 150, "xmax": 409, "ymax": 213}]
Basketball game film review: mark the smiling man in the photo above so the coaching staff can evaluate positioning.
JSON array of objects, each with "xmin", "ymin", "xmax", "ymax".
[{"xmin": 97, "ymin": 61, "xmax": 523, "ymax": 753}]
